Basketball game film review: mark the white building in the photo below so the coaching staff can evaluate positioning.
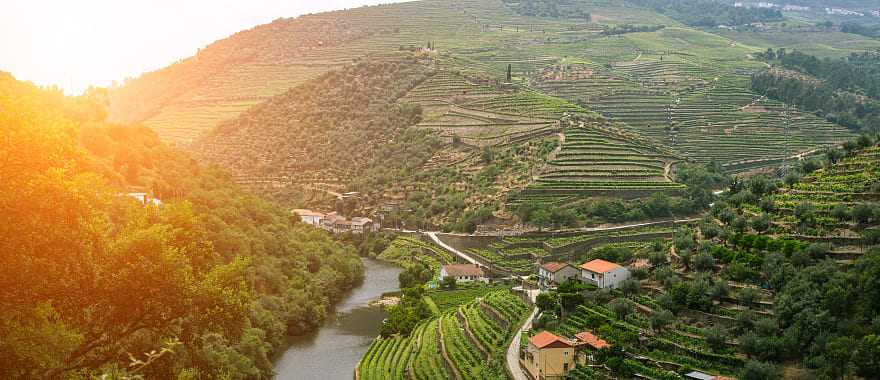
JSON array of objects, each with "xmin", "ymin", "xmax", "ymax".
[
  {"xmin": 292, "ymin": 210, "xmax": 380, "ymax": 234},
  {"xmin": 538, "ymin": 262, "xmax": 580, "ymax": 288},
  {"xmin": 440, "ymin": 264, "xmax": 488, "ymax": 283},
  {"xmin": 351, "ymin": 217, "xmax": 379, "ymax": 233},
  {"xmin": 293, "ymin": 209, "xmax": 325, "ymax": 227},
  {"xmin": 579, "ymin": 259, "xmax": 629, "ymax": 289},
  {"xmin": 125, "ymin": 193, "xmax": 162, "ymax": 207}
]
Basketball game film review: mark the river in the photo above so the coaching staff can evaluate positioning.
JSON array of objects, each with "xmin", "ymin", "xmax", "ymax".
[{"xmin": 273, "ymin": 258, "xmax": 402, "ymax": 379}]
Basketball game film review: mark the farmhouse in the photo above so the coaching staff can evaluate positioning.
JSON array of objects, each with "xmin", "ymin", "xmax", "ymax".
[
  {"xmin": 293, "ymin": 209, "xmax": 324, "ymax": 227},
  {"xmin": 440, "ymin": 264, "xmax": 487, "ymax": 283},
  {"xmin": 579, "ymin": 259, "xmax": 629, "ymax": 289},
  {"xmin": 538, "ymin": 262, "xmax": 579, "ymax": 288},
  {"xmin": 521, "ymin": 331, "xmax": 575, "ymax": 380}
]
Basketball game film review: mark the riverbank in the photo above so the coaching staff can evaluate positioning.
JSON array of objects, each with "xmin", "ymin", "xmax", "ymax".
[{"xmin": 273, "ymin": 258, "xmax": 402, "ymax": 379}]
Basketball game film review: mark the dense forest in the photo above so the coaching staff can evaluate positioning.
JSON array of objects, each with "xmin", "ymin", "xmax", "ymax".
[
  {"xmin": 625, "ymin": 0, "xmax": 782, "ymax": 27},
  {"xmin": 0, "ymin": 72, "xmax": 364, "ymax": 378},
  {"xmin": 751, "ymin": 49, "xmax": 880, "ymax": 133}
]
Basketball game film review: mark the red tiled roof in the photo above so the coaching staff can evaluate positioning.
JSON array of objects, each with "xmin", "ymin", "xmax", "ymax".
[
  {"xmin": 541, "ymin": 262, "xmax": 571, "ymax": 273},
  {"xmin": 580, "ymin": 259, "xmax": 622, "ymax": 273},
  {"xmin": 442, "ymin": 264, "xmax": 485, "ymax": 277},
  {"xmin": 574, "ymin": 331, "xmax": 609, "ymax": 349},
  {"xmin": 529, "ymin": 331, "xmax": 572, "ymax": 349}
]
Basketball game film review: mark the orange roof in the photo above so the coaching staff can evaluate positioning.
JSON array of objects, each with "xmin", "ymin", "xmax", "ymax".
[
  {"xmin": 529, "ymin": 331, "xmax": 572, "ymax": 349},
  {"xmin": 574, "ymin": 331, "xmax": 609, "ymax": 349},
  {"xmin": 580, "ymin": 259, "xmax": 622, "ymax": 273},
  {"xmin": 541, "ymin": 262, "xmax": 571, "ymax": 273}
]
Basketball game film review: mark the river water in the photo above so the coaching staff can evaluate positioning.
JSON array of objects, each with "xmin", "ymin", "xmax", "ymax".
[{"xmin": 273, "ymin": 258, "xmax": 402, "ymax": 379}]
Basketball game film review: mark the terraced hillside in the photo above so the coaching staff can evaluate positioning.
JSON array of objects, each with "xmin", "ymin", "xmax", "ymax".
[
  {"xmin": 512, "ymin": 123, "xmax": 684, "ymax": 205},
  {"xmin": 466, "ymin": 223, "xmax": 677, "ymax": 275},
  {"xmin": 356, "ymin": 289, "xmax": 529, "ymax": 380},
  {"xmin": 769, "ymin": 145, "xmax": 880, "ymax": 239},
  {"xmin": 191, "ymin": 58, "xmax": 435, "ymax": 193}
]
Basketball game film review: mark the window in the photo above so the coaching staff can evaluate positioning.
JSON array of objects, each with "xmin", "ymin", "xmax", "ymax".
[{"xmin": 564, "ymin": 363, "xmax": 569, "ymax": 371}]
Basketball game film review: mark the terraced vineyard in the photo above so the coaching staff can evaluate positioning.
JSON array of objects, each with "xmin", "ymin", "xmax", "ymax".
[
  {"xmin": 556, "ymin": 303, "xmax": 742, "ymax": 378},
  {"xmin": 512, "ymin": 124, "xmax": 684, "ymax": 205},
  {"xmin": 770, "ymin": 146, "xmax": 880, "ymax": 236},
  {"xmin": 587, "ymin": 73, "xmax": 851, "ymax": 169},
  {"xmin": 463, "ymin": 223, "xmax": 676, "ymax": 275},
  {"xmin": 357, "ymin": 289, "xmax": 529, "ymax": 380}
]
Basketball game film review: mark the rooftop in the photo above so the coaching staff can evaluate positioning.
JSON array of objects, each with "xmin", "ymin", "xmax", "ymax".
[
  {"xmin": 529, "ymin": 331, "xmax": 572, "ymax": 349},
  {"xmin": 540, "ymin": 262, "xmax": 571, "ymax": 273},
  {"xmin": 574, "ymin": 331, "xmax": 609, "ymax": 350},
  {"xmin": 580, "ymin": 259, "xmax": 623, "ymax": 274},
  {"xmin": 442, "ymin": 264, "xmax": 485, "ymax": 277}
]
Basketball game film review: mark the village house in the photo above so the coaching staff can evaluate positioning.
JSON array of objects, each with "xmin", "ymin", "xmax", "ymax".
[
  {"xmin": 572, "ymin": 331, "xmax": 609, "ymax": 364},
  {"xmin": 521, "ymin": 331, "xmax": 575, "ymax": 380},
  {"xmin": 440, "ymin": 264, "xmax": 487, "ymax": 283},
  {"xmin": 538, "ymin": 262, "xmax": 579, "ymax": 288},
  {"xmin": 579, "ymin": 259, "xmax": 630, "ymax": 289},
  {"xmin": 292, "ymin": 209, "xmax": 379, "ymax": 234},
  {"xmin": 293, "ymin": 209, "xmax": 324, "ymax": 227}
]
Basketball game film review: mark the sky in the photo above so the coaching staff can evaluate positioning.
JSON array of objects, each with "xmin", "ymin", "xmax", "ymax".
[{"xmin": 0, "ymin": 0, "xmax": 409, "ymax": 94}]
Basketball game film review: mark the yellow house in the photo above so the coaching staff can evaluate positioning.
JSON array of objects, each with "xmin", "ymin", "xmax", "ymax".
[{"xmin": 521, "ymin": 331, "xmax": 575, "ymax": 380}]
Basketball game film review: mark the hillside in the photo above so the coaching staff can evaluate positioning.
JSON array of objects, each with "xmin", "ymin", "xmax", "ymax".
[
  {"xmin": 112, "ymin": 0, "xmax": 869, "ymax": 232},
  {"xmin": 0, "ymin": 72, "xmax": 364, "ymax": 379}
]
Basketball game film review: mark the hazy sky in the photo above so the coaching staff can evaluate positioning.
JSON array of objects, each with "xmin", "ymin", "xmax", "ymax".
[{"xmin": 0, "ymin": 0, "xmax": 409, "ymax": 94}]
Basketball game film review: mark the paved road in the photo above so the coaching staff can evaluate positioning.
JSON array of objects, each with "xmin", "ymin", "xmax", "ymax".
[
  {"xmin": 385, "ymin": 218, "xmax": 698, "ymax": 238},
  {"xmin": 426, "ymin": 231, "xmax": 481, "ymax": 265},
  {"xmin": 506, "ymin": 307, "xmax": 539, "ymax": 380}
]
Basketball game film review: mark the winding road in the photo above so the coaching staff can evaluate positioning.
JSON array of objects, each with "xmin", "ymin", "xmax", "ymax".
[
  {"xmin": 506, "ymin": 307, "xmax": 539, "ymax": 380},
  {"xmin": 426, "ymin": 231, "xmax": 481, "ymax": 265}
]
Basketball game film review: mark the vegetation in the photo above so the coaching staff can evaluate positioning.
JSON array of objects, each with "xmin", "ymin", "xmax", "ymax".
[
  {"xmin": 625, "ymin": 0, "xmax": 782, "ymax": 27},
  {"xmin": 752, "ymin": 48, "xmax": 880, "ymax": 133},
  {"xmin": 0, "ymin": 73, "xmax": 364, "ymax": 378},
  {"xmin": 359, "ymin": 289, "xmax": 528, "ymax": 380}
]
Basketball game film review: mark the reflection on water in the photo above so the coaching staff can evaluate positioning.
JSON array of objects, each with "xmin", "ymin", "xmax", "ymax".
[{"xmin": 274, "ymin": 258, "xmax": 401, "ymax": 379}]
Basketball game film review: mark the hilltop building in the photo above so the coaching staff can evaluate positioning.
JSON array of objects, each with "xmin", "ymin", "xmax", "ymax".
[{"xmin": 579, "ymin": 259, "xmax": 629, "ymax": 289}]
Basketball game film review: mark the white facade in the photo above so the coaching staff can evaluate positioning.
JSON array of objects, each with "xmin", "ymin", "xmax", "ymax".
[
  {"xmin": 538, "ymin": 263, "xmax": 580, "ymax": 287},
  {"xmin": 440, "ymin": 265, "xmax": 488, "ymax": 283},
  {"xmin": 293, "ymin": 209, "xmax": 324, "ymax": 227},
  {"xmin": 580, "ymin": 266, "xmax": 629, "ymax": 289}
]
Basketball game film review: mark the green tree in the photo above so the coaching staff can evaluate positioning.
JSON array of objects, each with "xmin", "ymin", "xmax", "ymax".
[{"xmin": 650, "ymin": 309, "xmax": 674, "ymax": 333}]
